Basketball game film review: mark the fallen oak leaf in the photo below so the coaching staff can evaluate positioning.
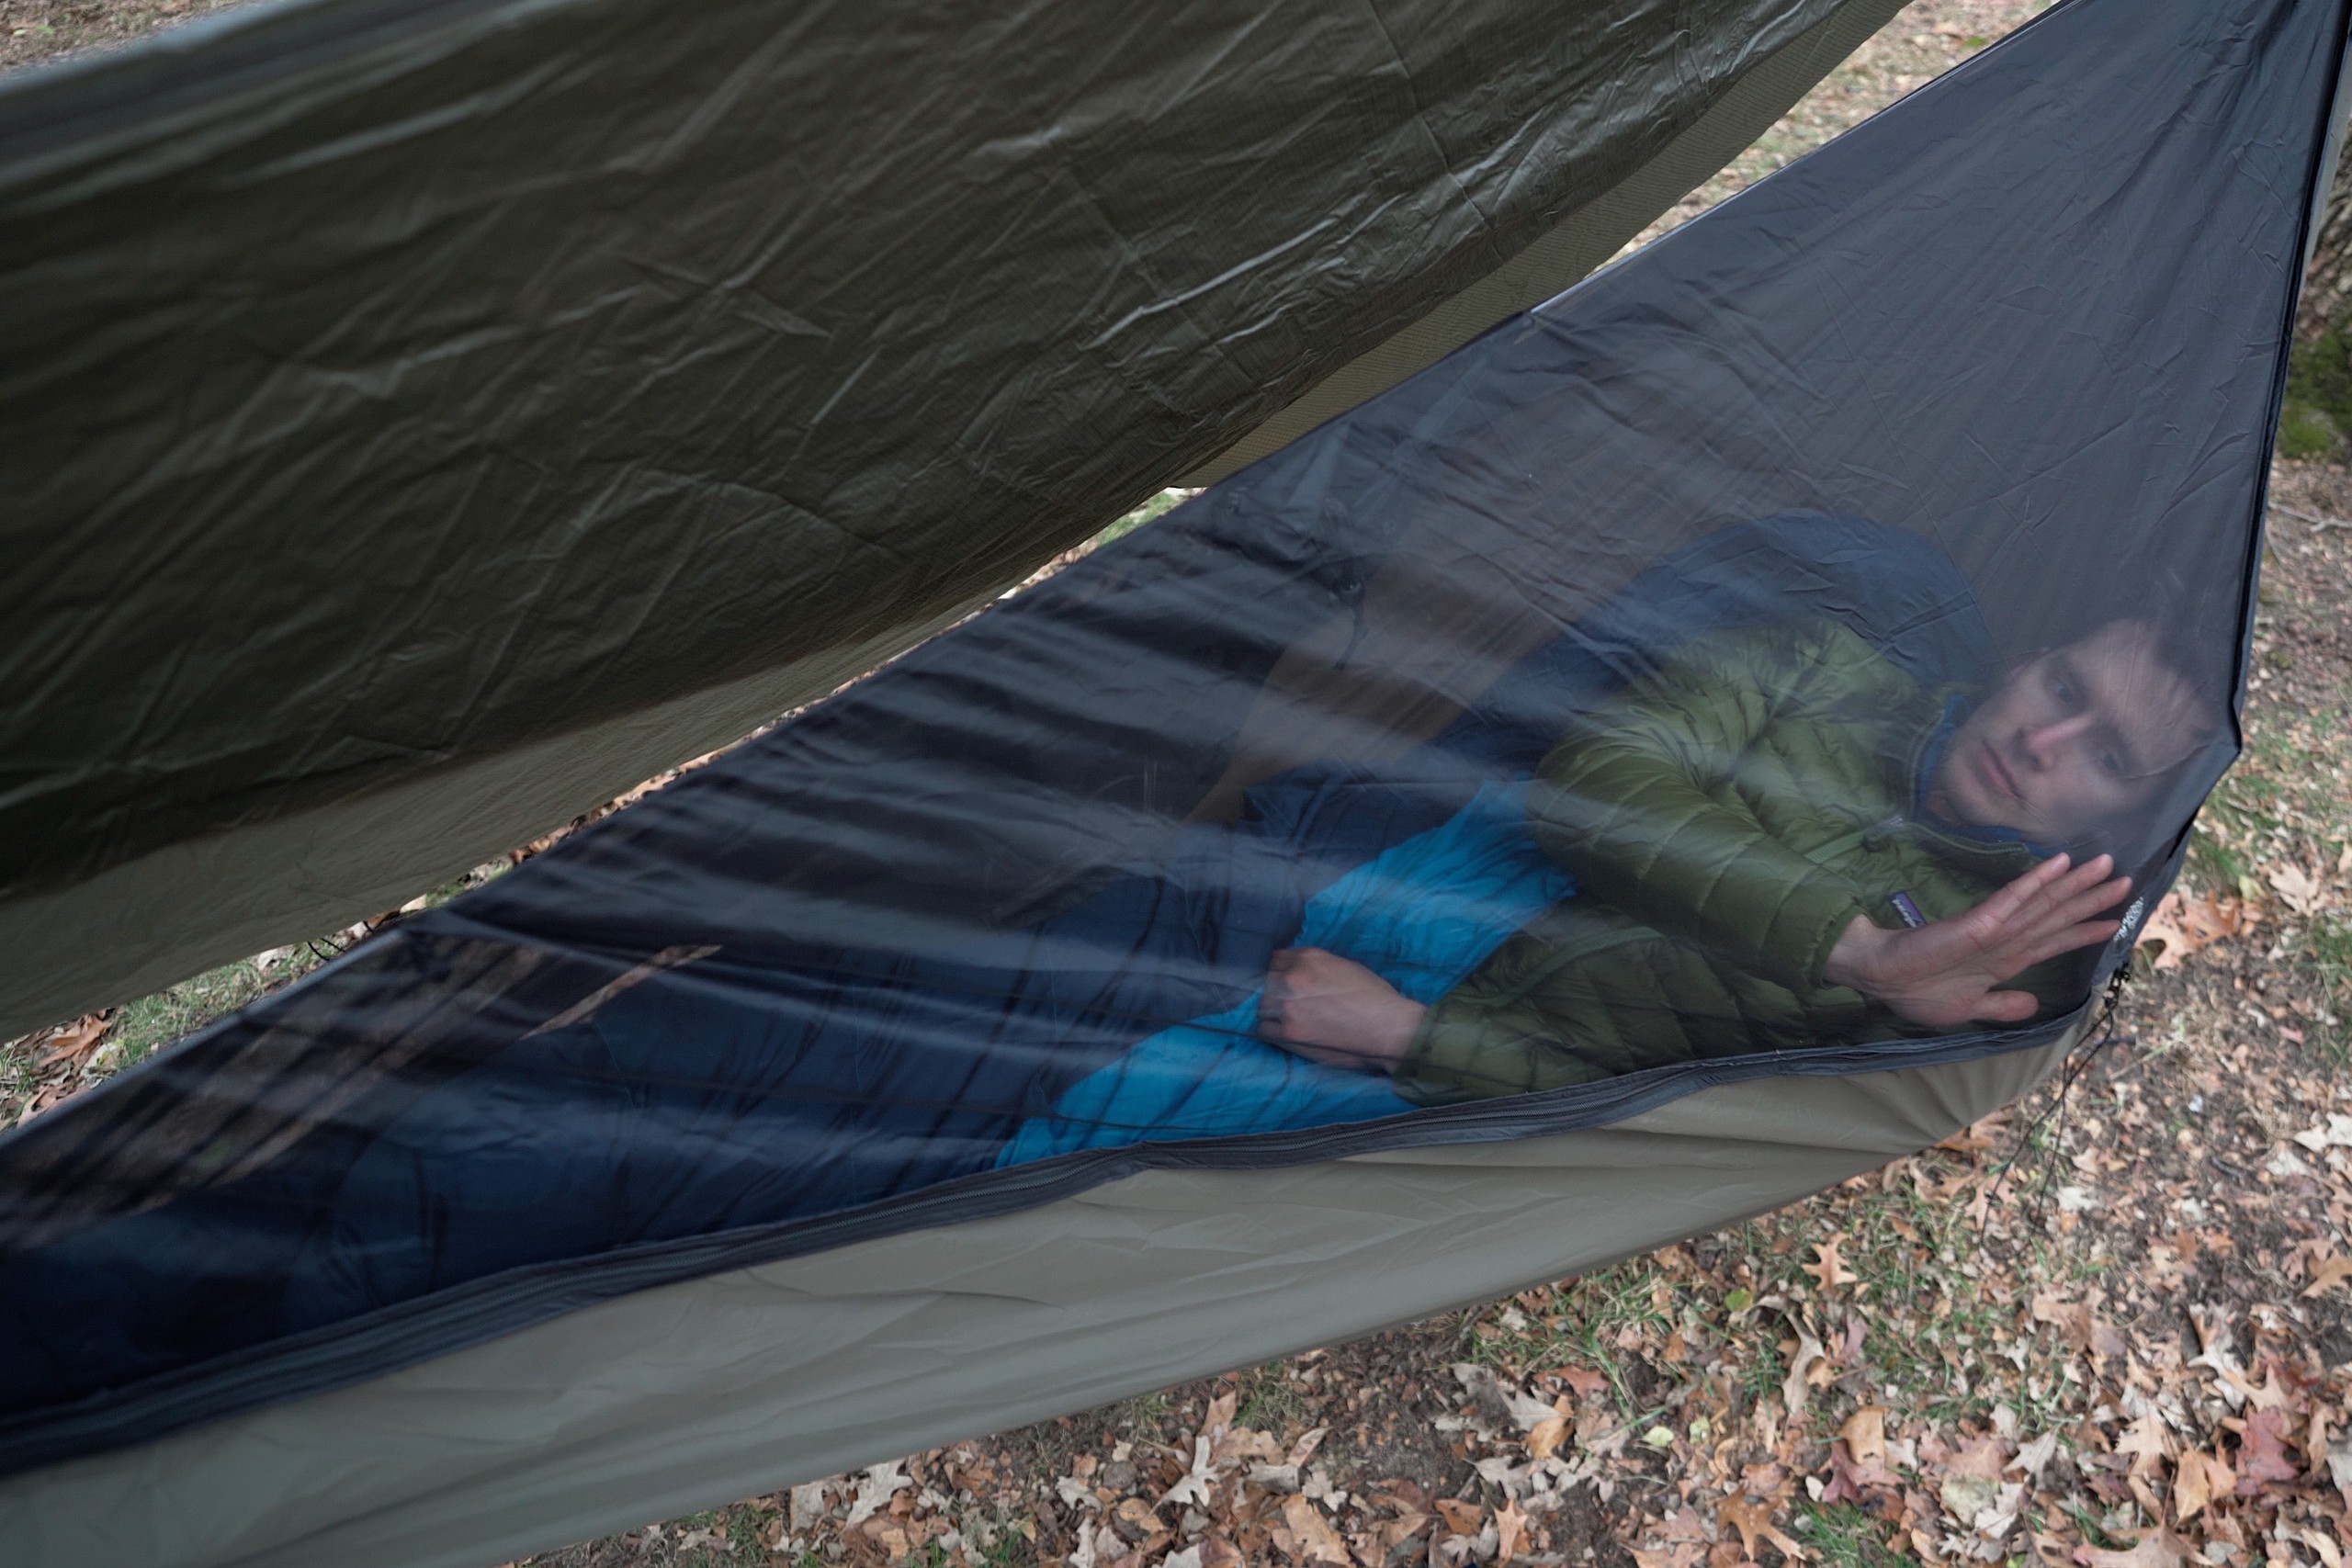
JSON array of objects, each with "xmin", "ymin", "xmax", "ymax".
[
  {"xmin": 30, "ymin": 1011, "xmax": 111, "ymax": 1067},
  {"xmin": 2302, "ymin": 1256, "xmax": 2352, "ymax": 1298},
  {"xmin": 1946, "ymin": 1434, "xmax": 2009, "ymax": 1482},
  {"xmin": 842, "ymin": 1461, "xmax": 909, "ymax": 1528},
  {"xmin": 1719, "ymin": 1495, "xmax": 1809, "ymax": 1563},
  {"xmin": 2010, "ymin": 1432, "xmax": 2062, "ymax": 1485},
  {"xmin": 1840, "ymin": 1408, "xmax": 1888, "ymax": 1468},
  {"xmin": 1939, "ymin": 1473, "xmax": 2001, "ymax": 1523},
  {"xmin": 1803, "ymin": 1235, "xmax": 1857, "ymax": 1291},
  {"xmin": 1629, "ymin": 1548, "xmax": 1704, "ymax": 1568},
  {"xmin": 2031, "ymin": 1293, "xmax": 2125, "ymax": 1359},
  {"xmin": 2233, "ymin": 1409, "xmax": 2299, "ymax": 1496},
  {"xmin": 1820, "ymin": 1442, "xmax": 1903, "ymax": 1506},
  {"xmin": 1935, "ymin": 1119, "xmax": 2002, "ymax": 1154},
  {"xmin": 2114, "ymin": 1413, "xmax": 2170, "ymax": 1480},
  {"xmin": 2075, "ymin": 1529, "xmax": 2191, "ymax": 1568},
  {"xmin": 2242, "ymin": 1357, "xmax": 2306, "ymax": 1416},
  {"xmin": 1494, "ymin": 1498, "xmax": 1530, "ymax": 1565},
  {"xmin": 2292, "ymin": 1112, "xmax": 2352, "ymax": 1152},
  {"xmin": 1433, "ymin": 1499, "xmax": 1483, "ymax": 1537},
  {"xmin": 1278, "ymin": 1495, "xmax": 1351, "ymax": 1565},
  {"xmin": 1557, "ymin": 1366, "xmax": 1610, "ymax": 1400},
  {"xmin": 2268, "ymin": 863, "xmax": 2324, "ymax": 914},
  {"xmin": 2033, "ymin": 1531, "xmax": 2078, "ymax": 1568},
  {"xmin": 1375, "ymin": 1510, "xmax": 1431, "ymax": 1558},
  {"xmin": 1781, "ymin": 1330, "xmax": 1827, "ymax": 1419},
  {"xmin": 1819, "ymin": 1448, "xmax": 1865, "ymax": 1508},
  {"xmin": 1159, "ymin": 1436, "xmax": 1221, "ymax": 1510},
  {"xmin": 2172, "ymin": 1449, "xmax": 2234, "ymax": 1525}
]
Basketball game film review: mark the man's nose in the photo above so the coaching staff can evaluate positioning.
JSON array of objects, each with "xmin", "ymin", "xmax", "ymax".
[{"xmin": 2018, "ymin": 714, "xmax": 2094, "ymax": 767}]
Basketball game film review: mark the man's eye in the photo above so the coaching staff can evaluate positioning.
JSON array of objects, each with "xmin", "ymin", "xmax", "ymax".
[{"xmin": 2098, "ymin": 751, "xmax": 2123, "ymax": 775}]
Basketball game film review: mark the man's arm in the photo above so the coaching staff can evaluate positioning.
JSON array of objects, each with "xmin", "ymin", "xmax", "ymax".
[{"xmin": 1530, "ymin": 622, "xmax": 1882, "ymax": 991}]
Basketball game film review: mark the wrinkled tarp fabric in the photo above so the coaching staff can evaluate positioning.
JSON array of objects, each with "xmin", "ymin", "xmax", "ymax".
[
  {"xmin": 0, "ymin": 0, "xmax": 2337, "ymax": 1496},
  {"xmin": 0, "ymin": 0, "xmax": 1897, "ymax": 1037}
]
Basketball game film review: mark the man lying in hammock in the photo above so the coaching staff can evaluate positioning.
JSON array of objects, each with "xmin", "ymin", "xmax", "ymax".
[
  {"xmin": 1250, "ymin": 615, "xmax": 2205, "ymax": 1102},
  {"xmin": 0, "ymin": 526, "xmax": 2219, "ymax": 1423}
]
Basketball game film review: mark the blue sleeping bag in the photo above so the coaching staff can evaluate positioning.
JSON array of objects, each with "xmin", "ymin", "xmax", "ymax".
[{"xmin": 997, "ymin": 780, "xmax": 1576, "ymax": 1162}]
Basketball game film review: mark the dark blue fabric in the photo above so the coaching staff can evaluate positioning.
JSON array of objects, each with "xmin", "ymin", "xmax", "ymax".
[{"xmin": 279, "ymin": 761, "xmax": 1468, "ymax": 1326}]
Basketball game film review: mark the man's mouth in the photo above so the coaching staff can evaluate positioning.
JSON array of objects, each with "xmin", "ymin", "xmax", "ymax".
[{"xmin": 1974, "ymin": 742, "xmax": 2024, "ymax": 805}]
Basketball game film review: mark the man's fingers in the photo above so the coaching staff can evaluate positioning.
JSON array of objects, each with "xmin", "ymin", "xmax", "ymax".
[
  {"xmin": 2015, "ymin": 855, "xmax": 2112, "ymax": 919},
  {"xmin": 1982, "ymin": 853, "xmax": 2072, "ymax": 922},
  {"xmin": 1951, "ymin": 858, "xmax": 2063, "ymax": 950},
  {"xmin": 2046, "ymin": 875, "xmax": 2133, "ymax": 932},
  {"xmin": 2017, "ymin": 918, "xmax": 2124, "ymax": 970},
  {"xmin": 2020, "ymin": 872, "xmax": 2132, "ymax": 942},
  {"xmin": 1961, "ymin": 853, "xmax": 2088, "ymax": 947},
  {"xmin": 2002, "ymin": 861, "xmax": 2128, "ymax": 943}
]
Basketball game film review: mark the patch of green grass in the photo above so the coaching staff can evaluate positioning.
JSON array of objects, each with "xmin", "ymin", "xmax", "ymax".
[
  {"xmin": 1111, "ymin": 1390, "xmax": 1171, "ymax": 1430},
  {"xmin": 2278, "ymin": 401, "xmax": 2341, "ymax": 460},
  {"xmin": 978, "ymin": 1527, "xmax": 1041, "ymax": 1568},
  {"xmin": 1234, "ymin": 1363, "xmax": 1309, "ymax": 1432},
  {"xmin": 1794, "ymin": 1503, "xmax": 1906, "ymax": 1568},
  {"xmin": 2290, "ymin": 328, "xmax": 2352, "ymax": 425},
  {"xmin": 2279, "ymin": 331, "xmax": 2352, "ymax": 458},
  {"xmin": 1476, "ymin": 1259, "xmax": 1681, "ymax": 1416},
  {"xmin": 1089, "ymin": 489, "xmax": 1194, "ymax": 550},
  {"xmin": 58, "ymin": 859, "xmax": 512, "ymax": 1085},
  {"xmin": 2188, "ymin": 756, "xmax": 2285, "ymax": 898},
  {"xmin": 101, "ymin": 950, "xmax": 325, "ymax": 1073},
  {"xmin": 2301, "ymin": 914, "xmax": 2352, "ymax": 1066}
]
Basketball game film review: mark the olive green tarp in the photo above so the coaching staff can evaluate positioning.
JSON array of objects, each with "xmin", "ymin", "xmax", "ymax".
[{"xmin": 0, "ymin": 0, "xmax": 1905, "ymax": 1038}]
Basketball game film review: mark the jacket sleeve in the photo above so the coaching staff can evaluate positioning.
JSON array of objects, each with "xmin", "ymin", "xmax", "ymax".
[
  {"xmin": 1392, "ymin": 911, "xmax": 1735, "ymax": 1105},
  {"xmin": 1525, "ymin": 622, "xmax": 1881, "ymax": 992}
]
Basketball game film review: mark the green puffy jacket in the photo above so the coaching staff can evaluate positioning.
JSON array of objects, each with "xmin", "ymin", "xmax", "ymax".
[{"xmin": 1392, "ymin": 619, "xmax": 2075, "ymax": 1105}]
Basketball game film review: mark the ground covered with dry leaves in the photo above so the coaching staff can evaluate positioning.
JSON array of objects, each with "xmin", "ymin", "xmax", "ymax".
[
  {"xmin": 6, "ymin": 4, "xmax": 2347, "ymax": 1568},
  {"xmin": 0, "ymin": 0, "xmax": 242, "ymax": 73}
]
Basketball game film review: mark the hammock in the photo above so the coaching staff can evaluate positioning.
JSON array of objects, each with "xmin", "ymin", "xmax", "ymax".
[{"xmin": 0, "ymin": 0, "xmax": 2342, "ymax": 1563}]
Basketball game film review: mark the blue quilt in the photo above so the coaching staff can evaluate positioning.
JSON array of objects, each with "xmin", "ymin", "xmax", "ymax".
[{"xmin": 998, "ymin": 782, "xmax": 1577, "ymax": 1162}]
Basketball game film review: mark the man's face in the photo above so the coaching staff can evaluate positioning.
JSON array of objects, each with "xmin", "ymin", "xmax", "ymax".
[{"xmin": 1927, "ymin": 621, "xmax": 2207, "ymax": 844}]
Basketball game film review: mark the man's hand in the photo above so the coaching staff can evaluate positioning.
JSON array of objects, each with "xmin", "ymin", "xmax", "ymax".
[
  {"xmin": 1257, "ymin": 947, "xmax": 1425, "ymax": 1072},
  {"xmin": 1822, "ymin": 852, "xmax": 2132, "ymax": 1029}
]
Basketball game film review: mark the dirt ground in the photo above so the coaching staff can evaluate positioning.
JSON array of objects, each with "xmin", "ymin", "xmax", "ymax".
[
  {"xmin": 6, "ymin": 2, "xmax": 2347, "ymax": 1567},
  {"xmin": 1, "ymin": 0, "xmax": 243, "ymax": 73}
]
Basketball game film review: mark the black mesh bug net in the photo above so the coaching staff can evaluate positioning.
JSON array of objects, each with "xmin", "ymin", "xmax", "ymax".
[{"xmin": 0, "ymin": 0, "xmax": 2343, "ymax": 1561}]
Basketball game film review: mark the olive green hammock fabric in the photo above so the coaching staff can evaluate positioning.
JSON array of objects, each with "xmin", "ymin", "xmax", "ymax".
[{"xmin": 0, "ymin": 0, "xmax": 1906, "ymax": 1038}]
